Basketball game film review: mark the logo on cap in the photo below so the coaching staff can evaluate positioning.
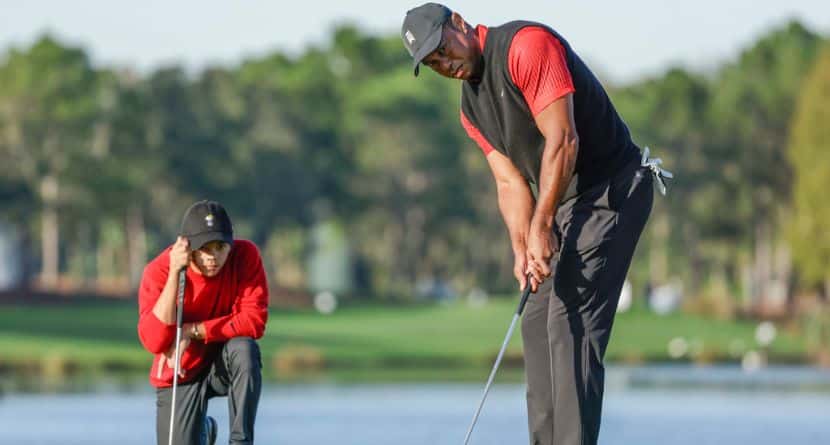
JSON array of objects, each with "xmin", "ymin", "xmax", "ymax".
[
  {"xmin": 405, "ymin": 30, "xmax": 416, "ymax": 45},
  {"xmin": 205, "ymin": 214, "xmax": 214, "ymax": 227}
]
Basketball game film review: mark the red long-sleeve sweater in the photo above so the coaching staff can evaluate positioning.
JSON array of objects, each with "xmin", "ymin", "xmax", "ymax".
[{"xmin": 137, "ymin": 239, "xmax": 269, "ymax": 388}]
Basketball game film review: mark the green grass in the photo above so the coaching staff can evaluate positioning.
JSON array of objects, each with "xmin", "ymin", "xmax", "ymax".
[
  {"xmin": 611, "ymin": 309, "xmax": 806, "ymax": 362},
  {"xmin": 0, "ymin": 299, "xmax": 810, "ymax": 382}
]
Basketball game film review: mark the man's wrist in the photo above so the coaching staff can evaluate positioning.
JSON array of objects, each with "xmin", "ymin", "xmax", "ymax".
[
  {"xmin": 512, "ymin": 242, "xmax": 527, "ymax": 257},
  {"xmin": 531, "ymin": 212, "xmax": 555, "ymax": 232}
]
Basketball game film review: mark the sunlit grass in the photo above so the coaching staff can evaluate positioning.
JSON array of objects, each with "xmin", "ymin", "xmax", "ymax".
[{"xmin": 0, "ymin": 299, "xmax": 809, "ymax": 381}]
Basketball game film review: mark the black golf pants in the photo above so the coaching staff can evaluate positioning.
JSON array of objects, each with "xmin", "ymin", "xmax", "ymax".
[
  {"xmin": 156, "ymin": 337, "xmax": 262, "ymax": 445},
  {"xmin": 522, "ymin": 162, "xmax": 653, "ymax": 445}
]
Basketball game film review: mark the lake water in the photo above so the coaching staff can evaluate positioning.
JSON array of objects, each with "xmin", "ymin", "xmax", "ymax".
[{"xmin": 1, "ymin": 365, "xmax": 829, "ymax": 444}]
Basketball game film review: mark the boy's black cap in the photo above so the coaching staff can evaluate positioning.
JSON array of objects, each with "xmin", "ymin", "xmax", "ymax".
[
  {"xmin": 179, "ymin": 200, "xmax": 234, "ymax": 250},
  {"xmin": 401, "ymin": 3, "xmax": 451, "ymax": 76}
]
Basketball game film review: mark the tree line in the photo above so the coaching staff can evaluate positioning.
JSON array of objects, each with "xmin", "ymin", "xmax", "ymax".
[{"xmin": 0, "ymin": 21, "xmax": 827, "ymax": 307}]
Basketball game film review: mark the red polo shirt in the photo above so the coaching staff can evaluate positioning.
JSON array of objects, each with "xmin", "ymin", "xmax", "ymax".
[
  {"xmin": 137, "ymin": 239, "xmax": 269, "ymax": 388},
  {"xmin": 461, "ymin": 25, "xmax": 576, "ymax": 155}
]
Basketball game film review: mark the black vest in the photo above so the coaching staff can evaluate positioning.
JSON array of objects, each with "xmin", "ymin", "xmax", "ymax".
[{"xmin": 461, "ymin": 21, "xmax": 639, "ymax": 199}]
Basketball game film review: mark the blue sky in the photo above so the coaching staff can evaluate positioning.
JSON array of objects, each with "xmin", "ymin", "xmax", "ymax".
[{"xmin": 1, "ymin": 0, "xmax": 828, "ymax": 83}]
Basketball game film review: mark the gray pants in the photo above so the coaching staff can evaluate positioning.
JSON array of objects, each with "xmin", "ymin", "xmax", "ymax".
[
  {"xmin": 522, "ymin": 163, "xmax": 653, "ymax": 445},
  {"xmin": 156, "ymin": 337, "xmax": 262, "ymax": 445}
]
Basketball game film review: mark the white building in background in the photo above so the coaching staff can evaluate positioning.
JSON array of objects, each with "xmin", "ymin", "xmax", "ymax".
[
  {"xmin": 307, "ymin": 219, "xmax": 353, "ymax": 296},
  {"xmin": 0, "ymin": 221, "xmax": 22, "ymax": 290}
]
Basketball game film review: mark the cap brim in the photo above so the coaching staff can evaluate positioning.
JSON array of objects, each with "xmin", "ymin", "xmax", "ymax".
[
  {"xmin": 187, "ymin": 231, "xmax": 234, "ymax": 251},
  {"xmin": 411, "ymin": 29, "xmax": 443, "ymax": 77}
]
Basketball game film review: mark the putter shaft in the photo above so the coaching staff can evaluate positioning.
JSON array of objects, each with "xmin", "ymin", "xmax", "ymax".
[
  {"xmin": 463, "ymin": 279, "xmax": 533, "ymax": 445},
  {"xmin": 168, "ymin": 269, "xmax": 187, "ymax": 445}
]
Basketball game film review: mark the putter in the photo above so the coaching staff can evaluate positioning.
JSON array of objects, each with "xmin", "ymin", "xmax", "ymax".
[
  {"xmin": 463, "ymin": 275, "xmax": 534, "ymax": 445},
  {"xmin": 168, "ymin": 268, "xmax": 187, "ymax": 445}
]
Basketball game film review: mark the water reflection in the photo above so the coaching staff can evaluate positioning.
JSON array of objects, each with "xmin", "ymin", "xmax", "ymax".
[{"xmin": 1, "ymin": 365, "xmax": 829, "ymax": 444}]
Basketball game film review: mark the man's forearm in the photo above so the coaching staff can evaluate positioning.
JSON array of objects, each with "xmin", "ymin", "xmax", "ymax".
[
  {"xmin": 532, "ymin": 132, "xmax": 578, "ymax": 229},
  {"xmin": 496, "ymin": 178, "xmax": 536, "ymax": 256}
]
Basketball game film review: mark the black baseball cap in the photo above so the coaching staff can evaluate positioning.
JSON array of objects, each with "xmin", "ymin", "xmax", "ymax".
[
  {"xmin": 401, "ymin": 3, "xmax": 451, "ymax": 76},
  {"xmin": 179, "ymin": 200, "xmax": 234, "ymax": 250}
]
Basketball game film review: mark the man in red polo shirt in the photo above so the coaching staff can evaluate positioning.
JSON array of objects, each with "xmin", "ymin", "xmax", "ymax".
[
  {"xmin": 138, "ymin": 200, "xmax": 269, "ymax": 445},
  {"xmin": 402, "ymin": 4, "xmax": 671, "ymax": 445}
]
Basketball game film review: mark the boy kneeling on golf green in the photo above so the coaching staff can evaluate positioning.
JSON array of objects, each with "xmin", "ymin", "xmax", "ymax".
[{"xmin": 137, "ymin": 200, "xmax": 269, "ymax": 445}]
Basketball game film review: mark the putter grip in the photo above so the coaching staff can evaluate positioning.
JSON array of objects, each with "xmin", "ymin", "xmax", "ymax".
[
  {"xmin": 516, "ymin": 274, "xmax": 533, "ymax": 315},
  {"xmin": 176, "ymin": 269, "xmax": 186, "ymax": 325}
]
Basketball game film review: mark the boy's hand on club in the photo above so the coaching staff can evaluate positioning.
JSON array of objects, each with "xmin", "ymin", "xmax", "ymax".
[{"xmin": 169, "ymin": 236, "xmax": 191, "ymax": 273}]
